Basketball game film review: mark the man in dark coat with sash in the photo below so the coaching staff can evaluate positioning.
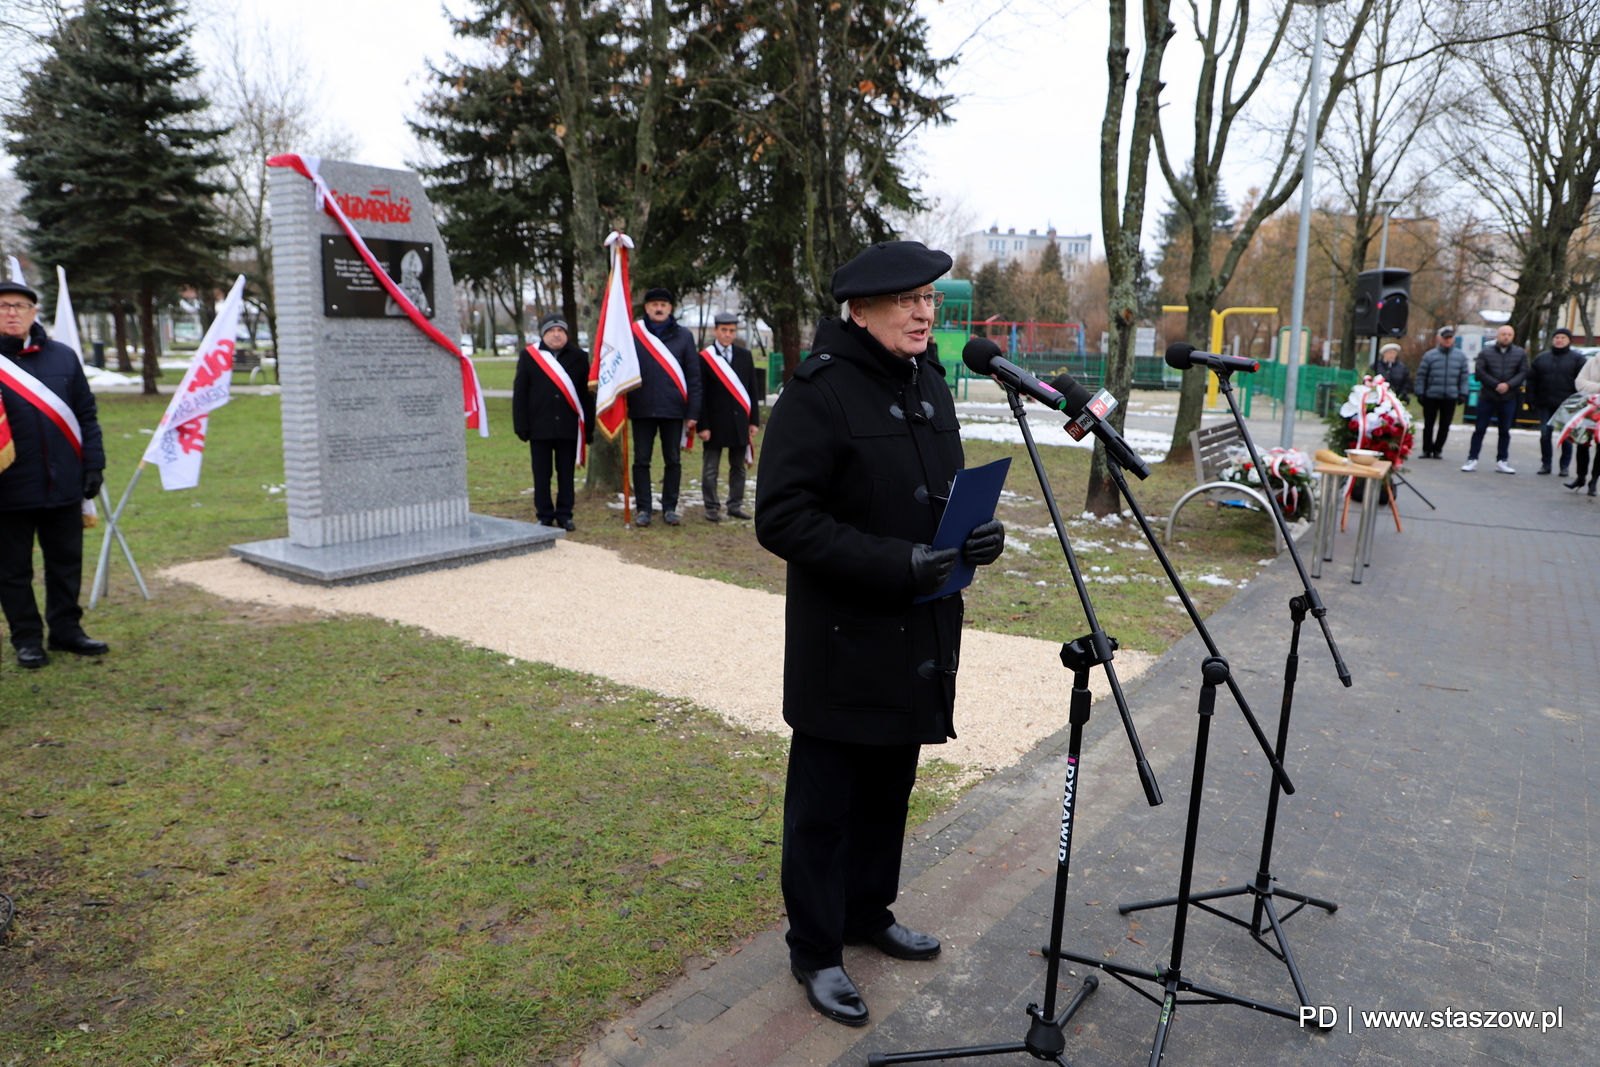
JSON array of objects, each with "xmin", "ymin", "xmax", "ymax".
[
  {"xmin": 513, "ymin": 313, "xmax": 594, "ymax": 530},
  {"xmin": 630, "ymin": 288, "xmax": 701, "ymax": 526},
  {"xmin": 0, "ymin": 272, "xmax": 107, "ymax": 668},
  {"xmin": 755, "ymin": 241, "xmax": 1005, "ymax": 1027},
  {"xmin": 696, "ymin": 312, "xmax": 760, "ymax": 522}
]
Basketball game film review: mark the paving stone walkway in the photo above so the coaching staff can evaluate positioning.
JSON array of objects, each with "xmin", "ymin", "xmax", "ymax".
[{"xmin": 580, "ymin": 428, "xmax": 1596, "ymax": 1067}]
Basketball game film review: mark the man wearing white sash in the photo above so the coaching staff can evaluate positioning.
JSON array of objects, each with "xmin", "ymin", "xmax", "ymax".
[
  {"xmin": 696, "ymin": 312, "xmax": 760, "ymax": 521},
  {"xmin": 0, "ymin": 269, "xmax": 107, "ymax": 669},
  {"xmin": 513, "ymin": 314, "xmax": 594, "ymax": 531},
  {"xmin": 629, "ymin": 287, "xmax": 701, "ymax": 526}
]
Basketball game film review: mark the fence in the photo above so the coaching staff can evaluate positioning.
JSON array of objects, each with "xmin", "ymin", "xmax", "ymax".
[{"xmin": 1241, "ymin": 362, "xmax": 1359, "ymax": 417}]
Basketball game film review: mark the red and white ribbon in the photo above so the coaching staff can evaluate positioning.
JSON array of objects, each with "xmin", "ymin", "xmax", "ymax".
[
  {"xmin": 700, "ymin": 345, "xmax": 754, "ymax": 464},
  {"xmin": 1556, "ymin": 394, "xmax": 1600, "ymax": 447},
  {"xmin": 632, "ymin": 319, "xmax": 690, "ymax": 448},
  {"xmin": 526, "ymin": 343, "xmax": 587, "ymax": 466},
  {"xmin": 266, "ymin": 154, "xmax": 487, "ymax": 437},
  {"xmin": 0, "ymin": 352, "xmax": 83, "ymax": 458}
]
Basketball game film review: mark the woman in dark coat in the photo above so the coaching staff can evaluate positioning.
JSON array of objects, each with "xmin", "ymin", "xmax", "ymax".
[{"xmin": 512, "ymin": 313, "xmax": 594, "ymax": 530}]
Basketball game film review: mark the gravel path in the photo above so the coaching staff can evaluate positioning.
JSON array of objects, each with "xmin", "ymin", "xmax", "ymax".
[{"xmin": 165, "ymin": 542, "xmax": 1152, "ymax": 775}]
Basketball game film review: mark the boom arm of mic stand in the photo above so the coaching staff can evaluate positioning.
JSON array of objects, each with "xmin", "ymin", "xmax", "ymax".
[
  {"xmin": 1103, "ymin": 458, "xmax": 1295, "ymax": 796},
  {"xmin": 1004, "ymin": 387, "xmax": 1162, "ymax": 807},
  {"xmin": 1214, "ymin": 375, "xmax": 1352, "ymax": 688}
]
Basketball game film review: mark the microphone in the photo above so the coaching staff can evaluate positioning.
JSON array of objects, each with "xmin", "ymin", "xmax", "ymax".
[
  {"xmin": 1048, "ymin": 373, "xmax": 1152, "ymax": 480},
  {"xmin": 962, "ymin": 337, "xmax": 1067, "ymax": 411},
  {"xmin": 1165, "ymin": 342, "xmax": 1260, "ymax": 374}
]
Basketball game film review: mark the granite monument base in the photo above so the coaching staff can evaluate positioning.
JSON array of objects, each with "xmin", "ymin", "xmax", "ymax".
[{"xmin": 231, "ymin": 513, "xmax": 560, "ymax": 586}]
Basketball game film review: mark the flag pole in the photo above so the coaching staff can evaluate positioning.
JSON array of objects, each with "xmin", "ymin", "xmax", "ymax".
[
  {"xmin": 90, "ymin": 462, "xmax": 149, "ymax": 608},
  {"xmin": 621, "ymin": 419, "xmax": 634, "ymax": 526}
]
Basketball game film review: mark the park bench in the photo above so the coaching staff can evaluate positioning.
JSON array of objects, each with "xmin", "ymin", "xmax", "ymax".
[{"xmin": 1163, "ymin": 421, "xmax": 1290, "ymax": 554}]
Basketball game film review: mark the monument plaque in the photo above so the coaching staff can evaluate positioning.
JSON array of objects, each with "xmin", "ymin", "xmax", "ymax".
[{"xmin": 232, "ymin": 158, "xmax": 556, "ymax": 584}]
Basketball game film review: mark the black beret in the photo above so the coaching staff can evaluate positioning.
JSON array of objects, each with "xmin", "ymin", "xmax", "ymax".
[
  {"xmin": 0, "ymin": 279, "xmax": 38, "ymax": 304},
  {"xmin": 830, "ymin": 241, "xmax": 952, "ymax": 302},
  {"xmin": 713, "ymin": 312, "xmax": 739, "ymax": 326},
  {"xmin": 641, "ymin": 287, "xmax": 675, "ymax": 305}
]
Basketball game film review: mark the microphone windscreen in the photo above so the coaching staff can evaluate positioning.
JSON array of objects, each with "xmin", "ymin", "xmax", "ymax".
[
  {"xmin": 1047, "ymin": 373, "xmax": 1094, "ymax": 416},
  {"xmin": 1164, "ymin": 342, "xmax": 1196, "ymax": 370},
  {"xmin": 962, "ymin": 336, "xmax": 1004, "ymax": 375}
]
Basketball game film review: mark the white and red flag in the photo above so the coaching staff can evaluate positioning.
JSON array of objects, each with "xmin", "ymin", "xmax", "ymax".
[
  {"xmin": 266, "ymin": 153, "xmax": 487, "ymax": 436},
  {"xmin": 141, "ymin": 275, "xmax": 246, "ymax": 490},
  {"xmin": 54, "ymin": 266, "xmax": 83, "ymax": 363},
  {"xmin": 589, "ymin": 231, "xmax": 641, "ymax": 440}
]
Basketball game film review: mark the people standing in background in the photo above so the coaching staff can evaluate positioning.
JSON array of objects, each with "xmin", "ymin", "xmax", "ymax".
[
  {"xmin": 697, "ymin": 313, "xmax": 760, "ymax": 522},
  {"xmin": 630, "ymin": 288, "xmax": 701, "ymax": 527},
  {"xmin": 1527, "ymin": 327, "xmax": 1586, "ymax": 477},
  {"xmin": 1564, "ymin": 349, "xmax": 1600, "ymax": 495},
  {"xmin": 1462, "ymin": 324, "xmax": 1528, "ymax": 474},
  {"xmin": 513, "ymin": 313, "xmax": 593, "ymax": 531},
  {"xmin": 1371, "ymin": 342, "xmax": 1411, "ymax": 401},
  {"xmin": 1413, "ymin": 327, "xmax": 1469, "ymax": 459}
]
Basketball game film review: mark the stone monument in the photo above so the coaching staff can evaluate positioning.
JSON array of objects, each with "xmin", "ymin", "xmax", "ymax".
[{"xmin": 232, "ymin": 159, "xmax": 557, "ymax": 584}]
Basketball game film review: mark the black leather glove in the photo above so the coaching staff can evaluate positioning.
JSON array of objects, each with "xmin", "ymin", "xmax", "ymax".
[
  {"xmin": 909, "ymin": 544, "xmax": 960, "ymax": 597},
  {"xmin": 516, "ymin": 431, "xmax": 530, "ymax": 443},
  {"xmin": 83, "ymin": 469, "xmax": 104, "ymax": 501},
  {"xmin": 962, "ymin": 519, "xmax": 1005, "ymax": 566}
]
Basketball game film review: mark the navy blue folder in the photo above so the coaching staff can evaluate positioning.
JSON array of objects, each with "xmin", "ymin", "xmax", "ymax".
[{"xmin": 913, "ymin": 457, "xmax": 1012, "ymax": 603}]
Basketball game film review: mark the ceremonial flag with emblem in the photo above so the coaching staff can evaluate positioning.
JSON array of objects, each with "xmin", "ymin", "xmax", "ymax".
[
  {"xmin": 141, "ymin": 275, "xmax": 246, "ymax": 490},
  {"xmin": 589, "ymin": 232, "xmax": 641, "ymax": 440}
]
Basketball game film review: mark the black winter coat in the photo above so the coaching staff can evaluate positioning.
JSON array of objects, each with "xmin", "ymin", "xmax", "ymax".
[
  {"xmin": 512, "ymin": 341, "xmax": 595, "ymax": 443},
  {"xmin": 629, "ymin": 316, "xmax": 702, "ymax": 422},
  {"xmin": 698, "ymin": 343, "xmax": 761, "ymax": 448},
  {"xmin": 1370, "ymin": 357, "xmax": 1411, "ymax": 399},
  {"xmin": 1476, "ymin": 342, "xmax": 1529, "ymax": 398},
  {"xmin": 755, "ymin": 318, "xmax": 966, "ymax": 747},
  {"xmin": 0, "ymin": 323, "xmax": 104, "ymax": 511},
  {"xmin": 1414, "ymin": 345, "xmax": 1470, "ymax": 401},
  {"xmin": 1527, "ymin": 346, "xmax": 1587, "ymax": 410}
]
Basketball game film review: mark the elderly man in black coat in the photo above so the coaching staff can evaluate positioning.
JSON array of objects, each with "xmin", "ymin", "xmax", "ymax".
[
  {"xmin": 755, "ymin": 242, "xmax": 1005, "ymax": 1027},
  {"xmin": 513, "ymin": 313, "xmax": 594, "ymax": 530},
  {"xmin": 695, "ymin": 312, "xmax": 760, "ymax": 522},
  {"xmin": 1527, "ymin": 326, "xmax": 1586, "ymax": 476},
  {"xmin": 630, "ymin": 288, "xmax": 701, "ymax": 526},
  {"xmin": 0, "ymin": 274, "xmax": 107, "ymax": 668}
]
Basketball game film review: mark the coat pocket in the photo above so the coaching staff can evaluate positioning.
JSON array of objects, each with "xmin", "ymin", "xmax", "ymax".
[{"xmin": 826, "ymin": 612, "xmax": 912, "ymax": 711}]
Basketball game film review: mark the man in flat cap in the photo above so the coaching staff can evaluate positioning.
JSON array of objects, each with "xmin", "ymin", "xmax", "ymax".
[
  {"xmin": 0, "ymin": 268, "xmax": 108, "ymax": 668},
  {"xmin": 630, "ymin": 287, "xmax": 701, "ymax": 526},
  {"xmin": 755, "ymin": 241, "xmax": 1005, "ymax": 1026},
  {"xmin": 696, "ymin": 312, "xmax": 760, "ymax": 522}
]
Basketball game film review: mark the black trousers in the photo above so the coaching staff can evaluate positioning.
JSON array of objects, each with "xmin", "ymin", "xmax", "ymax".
[
  {"xmin": 631, "ymin": 418, "xmax": 683, "ymax": 515},
  {"xmin": 1532, "ymin": 406, "xmax": 1575, "ymax": 472},
  {"xmin": 1419, "ymin": 397, "xmax": 1457, "ymax": 455},
  {"xmin": 782, "ymin": 730, "xmax": 920, "ymax": 971},
  {"xmin": 0, "ymin": 504, "xmax": 86, "ymax": 649},
  {"xmin": 529, "ymin": 437, "xmax": 578, "ymax": 524}
]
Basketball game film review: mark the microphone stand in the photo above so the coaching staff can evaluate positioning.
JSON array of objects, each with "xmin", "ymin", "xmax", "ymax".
[
  {"xmin": 866, "ymin": 385, "xmax": 1160, "ymax": 1067},
  {"xmin": 1077, "ymin": 369, "xmax": 1350, "ymax": 1062}
]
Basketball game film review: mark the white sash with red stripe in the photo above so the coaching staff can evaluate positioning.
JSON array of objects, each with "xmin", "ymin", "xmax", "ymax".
[
  {"xmin": 632, "ymin": 319, "xmax": 691, "ymax": 448},
  {"xmin": 0, "ymin": 352, "xmax": 83, "ymax": 458},
  {"xmin": 700, "ymin": 345, "xmax": 754, "ymax": 464},
  {"xmin": 526, "ymin": 344, "xmax": 587, "ymax": 465}
]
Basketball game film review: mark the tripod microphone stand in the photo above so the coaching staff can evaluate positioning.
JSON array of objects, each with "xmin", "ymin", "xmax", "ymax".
[
  {"xmin": 866, "ymin": 385, "xmax": 1161, "ymax": 1067},
  {"xmin": 1095, "ymin": 367, "xmax": 1353, "ymax": 1056}
]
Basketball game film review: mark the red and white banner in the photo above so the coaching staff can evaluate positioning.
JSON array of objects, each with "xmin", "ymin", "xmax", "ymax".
[
  {"xmin": 526, "ymin": 343, "xmax": 587, "ymax": 466},
  {"xmin": 700, "ymin": 346, "xmax": 754, "ymax": 463},
  {"xmin": 141, "ymin": 275, "xmax": 246, "ymax": 490},
  {"xmin": 266, "ymin": 153, "xmax": 487, "ymax": 437},
  {"xmin": 589, "ymin": 232, "xmax": 641, "ymax": 440}
]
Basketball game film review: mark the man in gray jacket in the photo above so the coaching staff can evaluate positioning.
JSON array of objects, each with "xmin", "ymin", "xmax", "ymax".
[
  {"xmin": 1413, "ymin": 326, "xmax": 1469, "ymax": 458},
  {"xmin": 1463, "ymin": 324, "xmax": 1528, "ymax": 473}
]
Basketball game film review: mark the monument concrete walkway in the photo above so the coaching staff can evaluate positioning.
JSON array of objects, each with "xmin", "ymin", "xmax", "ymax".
[{"xmin": 574, "ymin": 430, "xmax": 1596, "ymax": 1066}]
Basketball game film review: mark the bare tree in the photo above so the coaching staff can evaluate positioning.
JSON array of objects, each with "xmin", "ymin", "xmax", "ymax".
[
  {"xmin": 1087, "ymin": 0, "xmax": 1175, "ymax": 513},
  {"xmin": 1159, "ymin": 0, "xmax": 1377, "ymax": 462},
  {"xmin": 1454, "ymin": 0, "xmax": 1600, "ymax": 351},
  {"xmin": 210, "ymin": 27, "xmax": 358, "ymax": 359},
  {"xmin": 886, "ymin": 188, "xmax": 979, "ymax": 257}
]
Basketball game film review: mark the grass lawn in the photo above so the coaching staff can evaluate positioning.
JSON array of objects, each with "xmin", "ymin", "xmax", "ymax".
[{"xmin": 2, "ymin": 389, "xmax": 1277, "ymax": 1064}]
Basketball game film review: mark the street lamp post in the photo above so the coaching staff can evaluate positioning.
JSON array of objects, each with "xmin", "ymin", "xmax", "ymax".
[
  {"xmin": 1281, "ymin": 0, "xmax": 1341, "ymax": 448},
  {"xmin": 1368, "ymin": 198, "xmax": 1402, "ymax": 369}
]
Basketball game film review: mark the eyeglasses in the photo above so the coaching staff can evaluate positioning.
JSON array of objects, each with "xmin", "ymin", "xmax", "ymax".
[
  {"xmin": 891, "ymin": 290, "xmax": 945, "ymax": 310},
  {"xmin": 0, "ymin": 302, "xmax": 37, "ymax": 313}
]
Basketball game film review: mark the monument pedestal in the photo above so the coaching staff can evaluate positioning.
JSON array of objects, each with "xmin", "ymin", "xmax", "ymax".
[{"xmin": 231, "ymin": 513, "xmax": 560, "ymax": 586}]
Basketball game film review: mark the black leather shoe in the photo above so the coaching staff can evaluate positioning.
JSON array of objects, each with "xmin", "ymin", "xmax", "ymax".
[
  {"xmin": 47, "ymin": 634, "xmax": 108, "ymax": 656},
  {"xmin": 1565, "ymin": 476, "xmax": 1586, "ymax": 489},
  {"xmin": 704, "ymin": 510, "xmax": 721, "ymax": 523},
  {"xmin": 727, "ymin": 507, "xmax": 752, "ymax": 520},
  {"xmin": 1537, "ymin": 466, "xmax": 1551, "ymax": 475},
  {"xmin": 562, "ymin": 520, "xmax": 577, "ymax": 532},
  {"xmin": 791, "ymin": 964, "xmax": 869, "ymax": 1026},
  {"xmin": 635, "ymin": 512, "xmax": 651, "ymax": 527},
  {"xmin": 848, "ymin": 922, "xmax": 941, "ymax": 960},
  {"xmin": 663, "ymin": 511, "xmax": 681, "ymax": 526},
  {"xmin": 16, "ymin": 645, "xmax": 48, "ymax": 669}
]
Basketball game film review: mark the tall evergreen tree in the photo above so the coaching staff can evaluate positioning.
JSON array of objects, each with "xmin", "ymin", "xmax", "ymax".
[{"xmin": 5, "ymin": 0, "xmax": 228, "ymax": 395}]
